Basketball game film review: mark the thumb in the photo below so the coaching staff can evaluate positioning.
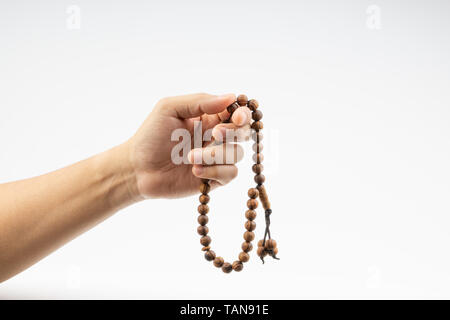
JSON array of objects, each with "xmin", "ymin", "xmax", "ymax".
[{"xmin": 159, "ymin": 93, "xmax": 236, "ymax": 119}]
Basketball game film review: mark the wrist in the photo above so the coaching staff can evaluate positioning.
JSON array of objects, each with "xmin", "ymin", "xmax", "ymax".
[{"xmin": 101, "ymin": 142, "xmax": 144, "ymax": 210}]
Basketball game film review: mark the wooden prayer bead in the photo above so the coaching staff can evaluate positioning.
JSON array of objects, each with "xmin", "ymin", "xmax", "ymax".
[
  {"xmin": 248, "ymin": 99, "xmax": 259, "ymax": 111},
  {"xmin": 252, "ymin": 143, "xmax": 263, "ymax": 153},
  {"xmin": 227, "ymin": 102, "xmax": 239, "ymax": 114},
  {"xmin": 199, "ymin": 194, "xmax": 210, "ymax": 204},
  {"xmin": 198, "ymin": 215, "xmax": 208, "ymax": 225},
  {"xmin": 252, "ymin": 110, "xmax": 263, "ymax": 121},
  {"xmin": 252, "ymin": 163, "xmax": 264, "ymax": 174},
  {"xmin": 252, "ymin": 153, "xmax": 264, "ymax": 163},
  {"xmin": 251, "ymin": 131, "xmax": 263, "ymax": 142},
  {"xmin": 200, "ymin": 236, "xmax": 211, "ymax": 246},
  {"xmin": 245, "ymin": 220, "xmax": 256, "ymax": 231},
  {"xmin": 213, "ymin": 257, "xmax": 224, "ymax": 268},
  {"xmin": 243, "ymin": 231, "xmax": 255, "ymax": 242},
  {"xmin": 254, "ymin": 174, "xmax": 265, "ymax": 185},
  {"xmin": 222, "ymin": 262, "xmax": 233, "ymax": 273},
  {"xmin": 242, "ymin": 241, "xmax": 253, "ymax": 252},
  {"xmin": 205, "ymin": 250, "xmax": 216, "ymax": 261},
  {"xmin": 245, "ymin": 210, "xmax": 257, "ymax": 221},
  {"xmin": 247, "ymin": 188, "xmax": 259, "ymax": 199},
  {"xmin": 247, "ymin": 199, "xmax": 258, "ymax": 210},
  {"xmin": 232, "ymin": 261, "xmax": 243, "ymax": 272},
  {"xmin": 198, "ymin": 204, "xmax": 209, "ymax": 214},
  {"xmin": 199, "ymin": 183, "xmax": 211, "ymax": 194},
  {"xmin": 251, "ymin": 121, "xmax": 263, "ymax": 131},
  {"xmin": 239, "ymin": 252, "xmax": 250, "ymax": 263},
  {"xmin": 237, "ymin": 94, "xmax": 248, "ymax": 106},
  {"xmin": 197, "ymin": 225, "xmax": 209, "ymax": 236},
  {"xmin": 257, "ymin": 247, "xmax": 267, "ymax": 257},
  {"xmin": 264, "ymin": 239, "xmax": 277, "ymax": 250},
  {"xmin": 195, "ymin": 95, "xmax": 277, "ymax": 273}
]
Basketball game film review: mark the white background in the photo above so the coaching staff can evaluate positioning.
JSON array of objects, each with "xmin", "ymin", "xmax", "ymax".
[{"xmin": 1, "ymin": 0, "xmax": 450, "ymax": 299}]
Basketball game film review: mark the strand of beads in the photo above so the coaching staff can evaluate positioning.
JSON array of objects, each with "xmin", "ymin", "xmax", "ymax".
[
  {"xmin": 247, "ymin": 96, "xmax": 279, "ymax": 263},
  {"xmin": 196, "ymin": 94, "xmax": 278, "ymax": 273}
]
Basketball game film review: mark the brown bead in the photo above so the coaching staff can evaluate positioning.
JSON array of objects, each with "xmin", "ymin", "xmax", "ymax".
[
  {"xmin": 197, "ymin": 225, "xmax": 209, "ymax": 236},
  {"xmin": 251, "ymin": 131, "xmax": 263, "ymax": 142},
  {"xmin": 252, "ymin": 163, "xmax": 264, "ymax": 174},
  {"xmin": 222, "ymin": 262, "xmax": 233, "ymax": 273},
  {"xmin": 242, "ymin": 241, "xmax": 253, "ymax": 252},
  {"xmin": 199, "ymin": 194, "xmax": 210, "ymax": 204},
  {"xmin": 248, "ymin": 99, "xmax": 259, "ymax": 111},
  {"xmin": 247, "ymin": 199, "xmax": 258, "ymax": 210},
  {"xmin": 232, "ymin": 261, "xmax": 244, "ymax": 272},
  {"xmin": 198, "ymin": 204, "xmax": 209, "ymax": 214},
  {"xmin": 198, "ymin": 215, "xmax": 208, "ymax": 226},
  {"xmin": 199, "ymin": 183, "xmax": 211, "ymax": 194},
  {"xmin": 264, "ymin": 239, "xmax": 277, "ymax": 250},
  {"xmin": 202, "ymin": 246, "xmax": 211, "ymax": 251},
  {"xmin": 227, "ymin": 102, "xmax": 239, "ymax": 114},
  {"xmin": 245, "ymin": 210, "xmax": 257, "ymax": 221},
  {"xmin": 257, "ymin": 240, "xmax": 264, "ymax": 247},
  {"xmin": 243, "ymin": 231, "xmax": 255, "ymax": 242},
  {"xmin": 273, "ymin": 247, "xmax": 279, "ymax": 255},
  {"xmin": 252, "ymin": 153, "xmax": 264, "ymax": 163},
  {"xmin": 254, "ymin": 174, "xmax": 265, "ymax": 184},
  {"xmin": 251, "ymin": 121, "xmax": 263, "ymax": 131},
  {"xmin": 252, "ymin": 110, "xmax": 263, "ymax": 121},
  {"xmin": 237, "ymin": 94, "xmax": 248, "ymax": 106},
  {"xmin": 252, "ymin": 143, "xmax": 263, "ymax": 153},
  {"xmin": 248, "ymin": 188, "xmax": 259, "ymax": 199},
  {"xmin": 200, "ymin": 235, "xmax": 211, "ymax": 246},
  {"xmin": 245, "ymin": 220, "xmax": 256, "ymax": 231},
  {"xmin": 239, "ymin": 252, "xmax": 250, "ymax": 263},
  {"xmin": 205, "ymin": 250, "xmax": 216, "ymax": 261},
  {"xmin": 257, "ymin": 246, "xmax": 267, "ymax": 257},
  {"xmin": 213, "ymin": 257, "xmax": 224, "ymax": 268}
]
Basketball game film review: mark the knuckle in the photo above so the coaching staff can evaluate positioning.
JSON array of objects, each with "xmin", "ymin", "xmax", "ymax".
[{"xmin": 156, "ymin": 96, "xmax": 171, "ymax": 109}]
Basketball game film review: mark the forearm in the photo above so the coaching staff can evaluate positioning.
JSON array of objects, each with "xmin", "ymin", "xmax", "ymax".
[{"xmin": 0, "ymin": 142, "xmax": 142, "ymax": 282}]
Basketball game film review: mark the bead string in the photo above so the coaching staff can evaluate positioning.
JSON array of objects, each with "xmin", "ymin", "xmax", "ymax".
[{"xmin": 196, "ymin": 94, "xmax": 279, "ymax": 273}]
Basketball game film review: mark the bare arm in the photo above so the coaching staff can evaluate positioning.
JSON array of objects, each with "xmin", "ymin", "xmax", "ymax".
[{"xmin": 0, "ymin": 143, "xmax": 140, "ymax": 282}]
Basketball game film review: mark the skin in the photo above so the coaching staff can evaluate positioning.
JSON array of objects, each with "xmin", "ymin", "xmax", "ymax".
[{"xmin": 0, "ymin": 93, "xmax": 252, "ymax": 283}]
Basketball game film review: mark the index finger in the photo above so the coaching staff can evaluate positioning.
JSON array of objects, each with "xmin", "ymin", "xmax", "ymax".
[{"xmin": 160, "ymin": 93, "xmax": 236, "ymax": 119}]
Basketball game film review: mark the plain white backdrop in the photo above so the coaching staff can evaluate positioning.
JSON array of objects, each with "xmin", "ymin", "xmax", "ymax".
[{"xmin": 1, "ymin": 0, "xmax": 450, "ymax": 299}]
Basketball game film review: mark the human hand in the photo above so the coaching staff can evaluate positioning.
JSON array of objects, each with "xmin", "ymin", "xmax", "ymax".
[{"xmin": 127, "ymin": 93, "xmax": 252, "ymax": 199}]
